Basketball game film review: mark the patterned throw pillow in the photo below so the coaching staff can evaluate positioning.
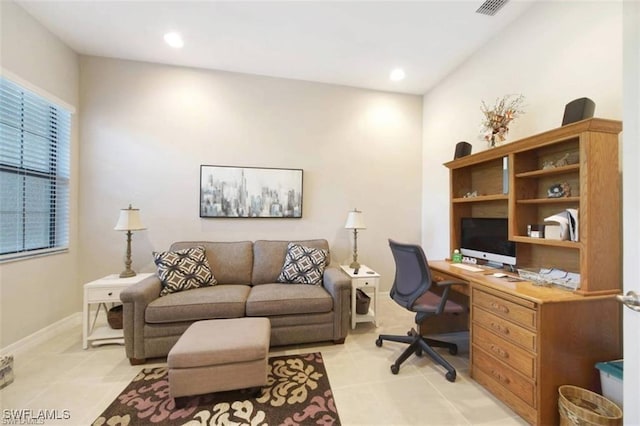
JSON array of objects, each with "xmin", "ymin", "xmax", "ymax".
[
  {"xmin": 153, "ymin": 246, "xmax": 216, "ymax": 296},
  {"xmin": 277, "ymin": 242, "xmax": 328, "ymax": 285}
]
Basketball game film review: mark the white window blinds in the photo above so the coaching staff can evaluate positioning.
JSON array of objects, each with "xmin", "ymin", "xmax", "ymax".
[{"xmin": 0, "ymin": 77, "xmax": 71, "ymax": 261}]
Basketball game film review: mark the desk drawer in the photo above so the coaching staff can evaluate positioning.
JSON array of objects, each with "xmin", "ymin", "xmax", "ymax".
[
  {"xmin": 86, "ymin": 287, "xmax": 123, "ymax": 303},
  {"xmin": 473, "ymin": 288, "xmax": 536, "ymax": 330},
  {"xmin": 473, "ymin": 323, "xmax": 536, "ymax": 378},
  {"xmin": 473, "ymin": 347, "xmax": 535, "ymax": 407},
  {"xmin": 473, "ymin": 307, "xmax": 537, "ymax": 351},
  {"xmin": 472, "ymin": 364, "xmax": 537, "ymax": 424}
]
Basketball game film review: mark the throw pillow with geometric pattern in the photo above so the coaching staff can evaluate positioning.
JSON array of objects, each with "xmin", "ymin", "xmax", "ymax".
[
  {"xmin": 153, "ymin": 246, "xmax": 217, "ymax": 296},
  {"xmin": 277, "ymin": 242, "xmax": 328, "ymax": 285}
]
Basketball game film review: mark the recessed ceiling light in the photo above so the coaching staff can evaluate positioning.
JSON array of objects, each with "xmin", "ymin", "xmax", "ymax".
[
  {"xmin": 164, "ymin": 32, "xmax": 184, "ymax": 49},
  {"xmin": 390, "ymin": 68, "xmax": 406, "ymax": 82}
]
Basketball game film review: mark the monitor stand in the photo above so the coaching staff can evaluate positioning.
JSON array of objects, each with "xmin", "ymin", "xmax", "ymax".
[{"xmin": 484, "ymin": 261, "xmax": 504, "ymax": 269}]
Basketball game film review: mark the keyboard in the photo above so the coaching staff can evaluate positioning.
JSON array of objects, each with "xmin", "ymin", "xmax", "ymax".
[{"xmin": 450, "ymin": 263, "xmax": 484, "ymax": 273}]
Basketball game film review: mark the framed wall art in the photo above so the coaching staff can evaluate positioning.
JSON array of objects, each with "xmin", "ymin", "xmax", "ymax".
[{"xmin": 200, "ymin": 165, "xmax": 303, "ymax": 218}]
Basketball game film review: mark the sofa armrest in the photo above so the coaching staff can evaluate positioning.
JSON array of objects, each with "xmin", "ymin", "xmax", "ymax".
[
  {"xmin": 322, "ymin": 266, "xmax": 352, "ymax": 342},
  {"xmin": 120, "ymin": 274, "xmax": 161, "ymax": 361}
]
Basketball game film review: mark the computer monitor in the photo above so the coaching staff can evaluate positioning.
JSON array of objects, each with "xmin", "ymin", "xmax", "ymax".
[{"xmin": 460, "ymin": 217, "xmax": 516, "ymax": 267}]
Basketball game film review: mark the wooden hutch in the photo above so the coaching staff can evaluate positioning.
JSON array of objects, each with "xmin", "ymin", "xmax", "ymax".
[{"xmin": 437, "ymin": 118, "xmax": 623, "ymax": 425}]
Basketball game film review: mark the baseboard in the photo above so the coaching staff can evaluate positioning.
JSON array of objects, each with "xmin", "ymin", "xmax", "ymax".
[{"xmin": 0, "ymin": 311, "xmax": 82, "ymax": 357}]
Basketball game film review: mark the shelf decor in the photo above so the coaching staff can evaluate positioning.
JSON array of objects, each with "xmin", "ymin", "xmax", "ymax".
[
  {"xmin": 200, "ymin": 165, "xmax": 303, "ymax": 218},
  {"xmin": 480, "ymin": 94, "xmax": 526, "ymax": 148}
]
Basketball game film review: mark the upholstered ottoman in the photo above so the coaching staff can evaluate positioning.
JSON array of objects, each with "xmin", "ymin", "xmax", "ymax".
[{"xmin": 168, "ymin": 317, "xmax": 270, "ymax": 398}]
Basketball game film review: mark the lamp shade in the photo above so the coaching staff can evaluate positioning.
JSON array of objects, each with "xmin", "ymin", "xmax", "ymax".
[
  {"xmin": 345, "ymin": 209, "xmax": 366, "ymax": 230},
  {"xmin": 114, "ymin": 205, "xmax": 146, "ymax": 231}
]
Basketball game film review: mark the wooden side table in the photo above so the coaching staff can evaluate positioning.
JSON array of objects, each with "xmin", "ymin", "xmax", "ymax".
[
  {"xmin": 340, "ymin": 265, "xmax": 380, "ymax": 329},
  {"xmin": 82, "ymin": 273, "xmax": 153, "ymax": 349}
]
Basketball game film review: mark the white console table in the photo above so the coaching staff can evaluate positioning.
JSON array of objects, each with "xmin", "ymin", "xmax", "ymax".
[
  {"xmin": 340, "ymin": 264, "xmax": 380, "ymax": 329},
  {"xmin": 82, "ymin": 273, "xmax": 153, "ymax": 349}
]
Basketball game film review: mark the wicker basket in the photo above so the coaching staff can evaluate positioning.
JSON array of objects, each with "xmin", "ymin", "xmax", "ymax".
[
  {"xmin": 558, "ymin": 385, "xmax": 622, "ymax": 426},
  {"xmin": 107, "ymin": 304, "xmax": 123, "ymax": 329},
  {"xmin": 0, "ymin": 355, "xmax": 14, "ymax": 390}
]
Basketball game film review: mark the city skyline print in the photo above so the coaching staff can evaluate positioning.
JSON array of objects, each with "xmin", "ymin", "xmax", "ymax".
[{"xmin": 200, "ymin": 165, "xmax": 303, "ymax": 218}]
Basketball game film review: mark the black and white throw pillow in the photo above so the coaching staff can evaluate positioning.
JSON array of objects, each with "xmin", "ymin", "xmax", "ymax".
[
  {"xmin": 277, "ymin": 242, "xmax": 328, "ymax": 285},
  {"xmin": 153, "ymin": 246, "xmax": 216, "ymax": 296}
]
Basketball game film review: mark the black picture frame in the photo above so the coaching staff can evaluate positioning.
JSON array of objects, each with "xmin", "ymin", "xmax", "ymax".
[{"xmin": 200, "ymin": 165, "xmax": 303, "ymax": 218}]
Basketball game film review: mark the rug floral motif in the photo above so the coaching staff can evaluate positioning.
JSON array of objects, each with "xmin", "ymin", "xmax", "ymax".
[{"xmin": 92, "ymin": 352, "xmax": 340, "ymax": 426}]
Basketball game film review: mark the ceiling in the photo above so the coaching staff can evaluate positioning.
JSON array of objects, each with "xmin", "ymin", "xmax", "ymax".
[{"xmin": 16, "ymin": 0, "xmax": 537, "ymax": 95}]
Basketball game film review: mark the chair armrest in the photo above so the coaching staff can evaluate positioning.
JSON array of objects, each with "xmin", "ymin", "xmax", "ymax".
[
  {"xmin": 323, "ymin": 266, "xmax": 352, "ymax": 297},
  {"xmin": 432, "ymin": 279, "xmax": 467, "ymax": 315},
  {"xmin": 434, "ymin": 279, "xmax": 468, "ymax": 288},
  {"xmin": 120, "ymin": 274, "xmax": 161, "ymax": 305},
  {"xmin": 322, "ymin": 266, "xmax": 352, "ymax": 341},
  {"xmin": 120, "ymin": 274, "xmax": 161, "ymax": 360}
]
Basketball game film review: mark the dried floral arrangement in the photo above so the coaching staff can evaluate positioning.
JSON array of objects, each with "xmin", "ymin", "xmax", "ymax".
[{"xmin": 481, "ymin": 94, "xmax": 526, "ymax": 147}]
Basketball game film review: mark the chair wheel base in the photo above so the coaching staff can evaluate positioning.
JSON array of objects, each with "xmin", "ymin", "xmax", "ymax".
[
  {"xmin": 390, "ymin": 364, "xmax": 400, "ymax": 374},
  {"xmin": 445, "ymin": 370, "xmax": 456, "ymax": 382},
  {"xmin": 449, "ymin": 345, "xmax": 458, "ymax": 355},
  {"xmin": 375, "ymin": 337, "xmax": 383, "ymax": 347}
]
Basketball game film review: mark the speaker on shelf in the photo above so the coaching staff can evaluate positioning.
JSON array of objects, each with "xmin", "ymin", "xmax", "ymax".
[
  {"xmin": 454, "ymin": 141, "xmax": 472, "ymax": 159},
  {"xmin": 562, "ymin": 97, "xmax": 595, "ymax": 126}
]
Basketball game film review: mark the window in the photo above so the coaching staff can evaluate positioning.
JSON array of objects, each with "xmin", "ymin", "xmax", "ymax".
[{"xmin": 0, "ymin": 77, "xmax": 71, "ymax": 261}]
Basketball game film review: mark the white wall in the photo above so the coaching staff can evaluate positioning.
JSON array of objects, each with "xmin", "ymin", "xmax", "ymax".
[
  {"xmin": 78, "ymin": 57, "xmax": 423, "ymax": 291},
  {"xmin": 0, "ymin": 0, "xmax": 80, "ymax": 348},
  {"xmin": 421, "ymin": 1, "xmax": 622, "ymax": 258}
]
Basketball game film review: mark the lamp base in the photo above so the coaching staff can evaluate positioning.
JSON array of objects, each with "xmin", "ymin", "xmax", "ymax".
[
  {"xmin": 349, "ymin": 261, "xmax": 361, "ymax": 270},
  {"xmin": 119, "ymin": 269, "xmax": 136, "ymax": 279}
]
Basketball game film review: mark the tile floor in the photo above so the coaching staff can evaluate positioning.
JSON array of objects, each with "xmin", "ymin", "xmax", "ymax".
[{"xmin": 1, "ymin": 297, "xmax": 527, "ymax": 425}]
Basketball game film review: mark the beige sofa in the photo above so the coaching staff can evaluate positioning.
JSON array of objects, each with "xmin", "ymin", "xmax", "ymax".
[{"xmin": 120, "ymin": 239, "xmax": 351, "ymax": 365}]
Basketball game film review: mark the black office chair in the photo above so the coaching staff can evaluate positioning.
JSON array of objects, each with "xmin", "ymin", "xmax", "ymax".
[{"xmin": 376, "ymin": 239, "xmax": 466, "ymax": 382}]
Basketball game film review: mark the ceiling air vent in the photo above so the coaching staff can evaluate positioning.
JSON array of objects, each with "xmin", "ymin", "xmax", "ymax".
[{"xmin": 476, "ymin": 0, "xmax": 509, "ymax": 16}]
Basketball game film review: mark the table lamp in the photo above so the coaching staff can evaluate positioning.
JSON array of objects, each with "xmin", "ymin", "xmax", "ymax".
[
  {"xmin": 345, "ymin": 208, "xmax": 366, "ymax": 269},
  {"xmin": 114, "ymin": 204, "xmax": 146, "ymax": 278}
]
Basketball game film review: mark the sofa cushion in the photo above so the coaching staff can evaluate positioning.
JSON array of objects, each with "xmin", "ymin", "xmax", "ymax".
[
  {"xmin": 170, "ymin": 241, "xmax": 253, "ymax": 284},
  {"xmin": 277, "ymin": 242, "xmax": 328, "ymax": 285},
  {"xmin": 252, "ymin": 239, "xmax": 330, "ymax": 285},
  {"xmin": 153, "ymin": 246, "xmax": 216, "ymax": 296},
  {"xmin": 245, "ymin": 283, "xmax": 333, "ymax": 316},
  {"xmin": 146, "ymin": 285, "xmax": 251, "ymax": 323}
]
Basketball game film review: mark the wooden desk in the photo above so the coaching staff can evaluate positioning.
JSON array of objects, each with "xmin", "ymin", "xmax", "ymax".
[{"xmin": 429, "ymin": 260, "xmax": 621, "ymax": 426}]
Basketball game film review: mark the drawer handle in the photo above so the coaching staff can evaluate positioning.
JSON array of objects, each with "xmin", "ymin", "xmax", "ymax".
[
  {"xmin": 490, "ymin": 322, "xmax": 510, "ymax": 335},
  {"xmin": 490, "ymin": 302, "xmax": 510, "ymax": 314},
  {"xmin": 108, "ymin": 292, "xmax": 113, "ymax": 296},
  {"xmin": 490, "ymin": 369, "xmax": 511, "ymax": 385},
  {"xmin": 490, "ymin": 344, "xmax": 509, "ymax": 359}
]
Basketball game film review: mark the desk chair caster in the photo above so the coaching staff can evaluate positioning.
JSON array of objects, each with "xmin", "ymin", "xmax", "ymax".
[{"xmin": 376, "ymin": 334, "xmax": 458, "ymax": 382}]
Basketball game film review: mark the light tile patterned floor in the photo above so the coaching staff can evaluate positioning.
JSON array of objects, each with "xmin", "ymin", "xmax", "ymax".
[{"xmin": 0, "ymin": 297, "xmax": 527, "ymax": 425}]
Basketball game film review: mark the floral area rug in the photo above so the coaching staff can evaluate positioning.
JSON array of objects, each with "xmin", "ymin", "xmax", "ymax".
[{"xmin": 93, "ymin": 352, "xmax": 340, "ymax": 425}]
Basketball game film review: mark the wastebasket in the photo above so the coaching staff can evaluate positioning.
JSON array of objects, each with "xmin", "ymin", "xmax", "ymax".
[
  {"xmin": 558, "ymin": 385, "xmax": 622, "ymax": 426},
  {"xmin": 107, "ymin": 304, "xmax": 123, "ymax": 329},
  {"xmin": 355, "ymin": 289, "xmax": 371, "ymax": 315}
]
